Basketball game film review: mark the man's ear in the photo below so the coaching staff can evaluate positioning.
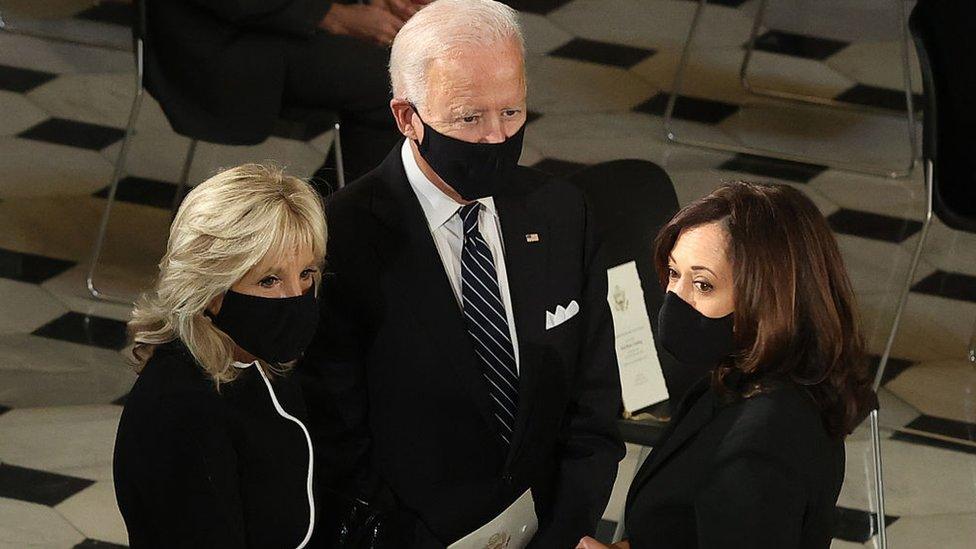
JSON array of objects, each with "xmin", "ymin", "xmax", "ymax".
[{"xmin": 390, "ymin": 99, "xmax": 422, "ymax": 142}]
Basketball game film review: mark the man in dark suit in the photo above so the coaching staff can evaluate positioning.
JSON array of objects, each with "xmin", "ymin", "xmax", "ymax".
[
  {"xmin": 144, "ymin": 0, "xmax": 429, "ymax": 183},
  {"xmin": 299, "ymin": 1, "xmax": 624, "ymax": 546}
]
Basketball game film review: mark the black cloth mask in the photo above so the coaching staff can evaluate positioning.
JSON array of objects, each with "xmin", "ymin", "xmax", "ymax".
[
  {"xmin": 412, "ymin": 109, "xmax": 525, "ymax": 201},
  {"xmin": 657, "ymin": 291, "xmax": 735, "ymax": 403},
  {"xmin": 210, "ymin": 289, "xmax": 319, "ymax": 364}
]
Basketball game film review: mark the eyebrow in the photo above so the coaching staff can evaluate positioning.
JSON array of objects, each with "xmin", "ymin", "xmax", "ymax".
[{"xmin": 668, "ymin": 255, "xmax": 718, "ymax": 277}]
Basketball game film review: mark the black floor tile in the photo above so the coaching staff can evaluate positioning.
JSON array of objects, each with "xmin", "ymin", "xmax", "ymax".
[
  {"xmin": 32, "ymin": 312, "xmax": 129, "ymax": 351},
  {"xmin": 826, "ymin": 209, "xmax": 923, "ymax": 243},
  {"xmin": 0, "ymin": 247, "xmax": 75, "ymax": 284},
  {"xmin": 753, "ymin": 30, "xmax": 849, "ymax": 61},
  {"xmin": 18, "ymin": 118, "xmax": 125, "ymax": 151},
  {"xmin": 526, "ymin": 110, "xmax": 543, "ymax": 125},
  {"xmin": 75, "ymin": 1, "xmax": 133, "ymax": 27},
  {"xmin": 0, "ymin": 463, "xmax": 94, "ymax": 506},
  {"xmin": 548, "ymin": 37, "xmax": 655, "ymax": 69},
  {"xmin": 0, "ymin": 404, "xmax": 10, "ymax": 416},
  {"xmin": 892, "ymin": 430, "xmax": 976, "ymax": 455},
  {"xmin": 910, "ymin": 270, "xmax": 976, "ymax": 303},
  {"xmin": 92, "ymin": 175, "xmax": 178, "ymax": 210},
  {"xmin": 531, "ymin": 158, "xmax": 588, "ymax": 177},
  {"xmin": 833, "ymin": 506, "xmax": 899, "ymax": 543},
  {"xmin": 0, "ymin": 63, "xmax": 58, "ymax": 93},
  {"xmin": 835, "ymin": 84, "xmax": 924, "ymax": 112},
  {"xmin": 635, "ymin": 92, "xmax": 740, "ymax": 125},
  {"xmin": 505, "ymin": 0, "xmax": 574, "ymax": 15},
  {"xmin": 75, "ymin": 540, "xmax": 128, "ymax": 549},
  {"xmin": 869, "ymin": 354, "xmax": 915, "ymax": 386},
  {"xmin": 904, "ymin": 414, "xmax": 976, "ymax": 443},
  {"xmin": 718, "ymin": 153, "xmax": 828, "ymax": 183},
  {"xmin": 112, "ymin": 393, "xmax": 129, "ymax": 407}
]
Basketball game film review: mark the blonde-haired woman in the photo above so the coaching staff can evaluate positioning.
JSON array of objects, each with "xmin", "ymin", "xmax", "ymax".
[{"xmin": 113, "ymin": 164, "xmax": 326, "ymax": 548}]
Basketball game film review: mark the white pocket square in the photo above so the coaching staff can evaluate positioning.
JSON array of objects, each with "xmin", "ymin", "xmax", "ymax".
[{"xmin": 545, "ymin": 300, "xmax": 580, "ymax": 330}]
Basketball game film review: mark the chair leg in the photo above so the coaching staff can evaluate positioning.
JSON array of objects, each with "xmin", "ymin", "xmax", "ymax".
[
  {"xmin": 737, "ymin": 0, "xmax": 768, "ymax": 95},
  {"xmin": 663, "ymin": 0, "xmax": 707, "ymax": 143},
  {"xmin": 86, "ymin": 87, "xmax": 145, "ymax": 303},
  {"xmin": 872, "ymin": 159, "xmax": 935, "ymax": 391},
  {"xmin": 869, "ymin": 409, "xmax": 888, "ymax": 549},
  {"xmin": 333, "ymin": 122, "xmax": 345, "ymax": 189},
  {"xmin": 171, "ymin": 139, "xmax": 198, "ymax": 215},
  {"xmin": 968, "ymin": 314, "xmax": 976, "ymax": 365},
  {"xmin": 898, "ymin": 0, "xmax": 919, "ymax": 172}
]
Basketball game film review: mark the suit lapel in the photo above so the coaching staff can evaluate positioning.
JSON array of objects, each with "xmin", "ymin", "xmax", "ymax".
[
  {"xmin": 368, "ymin": 145, "xmax": 498, "ymax": 441},
  {"xmin": 626, "ymin": 379, "xmax": 717, "ymax": 507},
  {"xmin": 494, "ymin": 184, "xmax": 549, "ymax": 466}
]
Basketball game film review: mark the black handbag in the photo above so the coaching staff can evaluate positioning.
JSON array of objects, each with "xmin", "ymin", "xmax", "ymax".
[{"xmin": 321, "ymin": 487, "xmax": 417, "ymax": 548}]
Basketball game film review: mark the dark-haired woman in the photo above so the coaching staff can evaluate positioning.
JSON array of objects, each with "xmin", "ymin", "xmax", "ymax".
[{"xmin": 578, "ymin": 182, "xmax": 874, "ymax": 549}]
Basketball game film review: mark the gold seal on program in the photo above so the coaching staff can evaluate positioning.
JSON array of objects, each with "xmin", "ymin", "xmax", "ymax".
[{"xmin": 486, "ymin": 532, "xmax": 510, "ymax": 549}]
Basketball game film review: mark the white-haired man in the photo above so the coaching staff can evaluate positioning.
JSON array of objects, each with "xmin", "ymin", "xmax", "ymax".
[{"xmin": 301, "ymin": 1, "xmax": 624, "ymax": 546}]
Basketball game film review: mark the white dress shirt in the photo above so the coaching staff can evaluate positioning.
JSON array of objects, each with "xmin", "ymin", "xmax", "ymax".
[{"xmin": 401, "ymin": 140, "xmax": 521, "ymax": 372}]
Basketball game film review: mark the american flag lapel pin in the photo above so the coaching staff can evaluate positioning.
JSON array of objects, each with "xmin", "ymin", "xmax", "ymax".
[{"xmin": 525, "ymin": 233, "xmax": 540, "ymax": 243}]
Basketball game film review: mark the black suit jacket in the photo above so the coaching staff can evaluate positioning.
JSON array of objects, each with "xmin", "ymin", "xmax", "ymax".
[
  {"xmin": 114, "ymin": 341, "xmax": 314, "ymax": 548},
  {"xmin": 144, "ymin": 0, "xmax": 333, "ymax": 144},
  {"xmin": 624, "ymin": 377, "xmax": 845, "ymax": 549},
  {"xmin": 300, "ymin": 143, "xmax": 625, "ymax": 547}
]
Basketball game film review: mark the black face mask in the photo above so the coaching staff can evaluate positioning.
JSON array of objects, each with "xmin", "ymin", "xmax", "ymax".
[
  {"xmin": 413, "ymin": 110, "xmax": 525, "ymax": 201},
  {"xmin": 657, "ymin": 291, "xmax": 735, "ymax": 403},
  {"xmin": 210, "ymin": 289, "xmax": 319, "ymax": 364}
]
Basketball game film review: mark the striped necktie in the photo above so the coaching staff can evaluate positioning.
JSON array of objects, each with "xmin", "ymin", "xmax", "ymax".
[{"xmin": 459, "ymin": 202, "xmax": 519, "ymax": 446}]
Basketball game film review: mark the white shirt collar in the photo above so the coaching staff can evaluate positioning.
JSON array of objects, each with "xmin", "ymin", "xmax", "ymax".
[{"xmin": 401, "ymin": 140, "xmax": 498, "ymax": 232}]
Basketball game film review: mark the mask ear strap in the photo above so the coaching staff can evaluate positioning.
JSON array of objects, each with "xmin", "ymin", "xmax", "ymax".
[{"xmin": 407, "ymin": 102, "xmax": 425, "ymax": 146}]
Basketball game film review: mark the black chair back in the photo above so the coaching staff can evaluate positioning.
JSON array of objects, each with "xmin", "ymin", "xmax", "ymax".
[
  {"xmin": 569, "ymin": 159, "xmax": 679, "ymax": 334},
  {"xmin": 910, "ymin": 0, "xmax": 976, "ymax": 234}
]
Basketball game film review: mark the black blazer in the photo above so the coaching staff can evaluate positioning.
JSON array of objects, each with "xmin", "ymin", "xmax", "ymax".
[
  {"xmin": 144, "ymin": 0, "xmax": 333, "ymax": 144},
  {"xmin": 299, "ymin": 143, "xmax": 625, "ymax": 547},
  {"xmin": 114, "ymin": 341, "xmax": 315, "ymax": 548},
  {"xmin": 623, "ymin": 377, "xmax": 845, "ymax": 549}
]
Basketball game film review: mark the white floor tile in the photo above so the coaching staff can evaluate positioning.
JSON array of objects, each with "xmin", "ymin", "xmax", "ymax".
[
  {"xmin": 0, "ymin": 138, "xmax": 113, "ymax": 200},
  {"xmin": 518, "ymin": 12, "xmax": 573, "ymax": 55},
  {"xmin": 749, "ymin": 0, "xmax": 910, "ymax": 44},
  {"xmin": 0, "ymin": 281, "xmax": 69, "ymax": 335},
  {"xmin": 0, "ymin": 32, "xmax": 131, "ymax": 75},
  {"xmin": 0, "ymin": 91, "xmax": 48, "ymax": 137},
  {"xmin": 27, "ymin": 72, "xmax": 174, "ymax": 133},
  {"xmin": 0, "ymin": 334, "xmax": 134, "ymax": 408},
  {"xmin": 826, "ymin": 40, "xmax": 923, "ymax": 94},
  {"xmin": 55, "ymin": 481, "xmax": 128, "ymax": 546},
  {"xmin": 840, "ymin": 438, "xmax": 976, "ymax": 516},
  {"xmin": 0, "ymin": 498, "xmax": 84, "ymax": 548},
  {"xmin": 878, "ymin": 513, "xmax": 976, "ymax": 549},
  {"xmin": 835, "ymin": 234, "xmax": 935, "ymax": 297},
  {"xmin": 0, "ymin": 405, "xmax": 121, "ymax": 481},
  {"xmin": 549, "ymin": 0, "xmax": 755, "ymax": 51},
  {"xmin": 886, "ymin": 359, "xmax": 976, "ymax": 425},
  {"xmin": 526, "ymin": 55, "xmax": 656, "ymax": 114},
  {"xmin": 810, "ymin": 169, "xmax": 925, "ymax": 220}
]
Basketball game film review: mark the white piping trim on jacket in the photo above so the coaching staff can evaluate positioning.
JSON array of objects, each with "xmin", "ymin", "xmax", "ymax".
[{"xmin": 236, "ymin": 361, "xmax": 315, "ymax": 549}]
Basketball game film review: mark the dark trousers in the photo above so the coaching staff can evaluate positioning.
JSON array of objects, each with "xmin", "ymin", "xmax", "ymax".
[{"xmin": 284, "ymin": 32, "xmax": 402, "ymax": 191}]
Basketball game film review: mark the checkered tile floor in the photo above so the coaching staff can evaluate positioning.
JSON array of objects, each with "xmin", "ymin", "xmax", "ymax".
[{"xmin": 0, "ymin": 1, "xmax": 974, "ymax": 547}]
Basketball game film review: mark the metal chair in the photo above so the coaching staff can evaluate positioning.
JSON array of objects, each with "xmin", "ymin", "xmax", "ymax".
[
  {"xmin": 665, "ymin": 0, "xmax": 918, "ymax": 178},
  {"xmin": 86, "ymin": 0, "xmax": 344, "ymax": 303}
]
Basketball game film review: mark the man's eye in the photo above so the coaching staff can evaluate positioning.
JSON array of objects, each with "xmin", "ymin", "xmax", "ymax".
[
  {"xmin": 461, "ymin": 115, "xmax": 479, "ymax": 123},
  {"xmin": 503, "ymin": 109, "xmax": 521, "ymax": 117}
]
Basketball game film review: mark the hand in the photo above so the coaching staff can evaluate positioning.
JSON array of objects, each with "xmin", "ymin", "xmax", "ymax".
[
  {"xmin": 577, "ymin": 537, "xmax": 610, "ymax": 549},
  {"xmin": 370, "ymin": 0, "xmax": 432, "ymax": 21},
  {"xmin": 319, "ymin": 3, "xmax": 404, "ymax": 46},
  {"xmin": 576, "ymin": 538, "xmax": 630, "ymax": 549}
]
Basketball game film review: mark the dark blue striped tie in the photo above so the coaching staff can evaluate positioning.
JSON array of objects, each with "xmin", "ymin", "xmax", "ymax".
[{"xmin": 459, "ymin": 202, "xmax": 519, "ymax": 445}]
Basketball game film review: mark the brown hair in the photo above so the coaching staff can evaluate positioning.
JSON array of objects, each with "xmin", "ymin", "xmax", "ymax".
[{"xmin": 654, "ymin": 181, "xmax": 873, "ymax": 438}]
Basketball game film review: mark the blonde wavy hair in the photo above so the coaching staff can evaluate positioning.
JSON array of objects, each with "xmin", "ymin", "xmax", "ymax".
[{"xmin": 126, "ymin": 163, "xmax": 327, "ymax": 385}]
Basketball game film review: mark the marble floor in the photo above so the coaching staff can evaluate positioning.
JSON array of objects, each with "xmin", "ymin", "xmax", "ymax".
[{"xmin": 0, "ymin": 0, "xmax": 974, "ymax": 547}]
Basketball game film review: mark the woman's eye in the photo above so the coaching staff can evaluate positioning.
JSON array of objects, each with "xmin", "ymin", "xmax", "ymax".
[
  {"xmin": 667, "ymin": 267, "xmax": 679, "ymax": 279},
  {"xmin": 694, "ymin": 280, "xmax": 713, "ymax": 292},
  {"xmin": 300, "ymin": 269, "xmax": 316, "ymax": 279},
  {"xmin": 259, "ymin": 276, "xmax": 279, "ymax": 288}
]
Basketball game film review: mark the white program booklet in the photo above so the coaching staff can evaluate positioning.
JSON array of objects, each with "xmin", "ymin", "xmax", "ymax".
[
  {"xmin": 447, "ymin": 489, "xmax": 537, "ymax": 549},
  {"xmin": 607, "ymin": 261, "xmax": 670, "ymax": 415}
]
